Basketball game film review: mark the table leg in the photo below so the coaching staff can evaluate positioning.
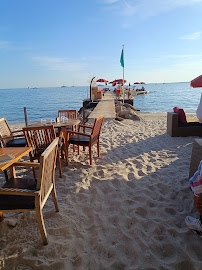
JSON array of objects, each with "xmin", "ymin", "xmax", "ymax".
[{"xmin": 10, "ymin": 165, "xmax": 16, "ymax": 178}]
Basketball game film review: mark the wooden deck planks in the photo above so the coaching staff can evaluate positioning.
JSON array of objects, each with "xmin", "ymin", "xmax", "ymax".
[{"xmin": 88, "ymin": 92, "xmax": 116, "ymax": 119}]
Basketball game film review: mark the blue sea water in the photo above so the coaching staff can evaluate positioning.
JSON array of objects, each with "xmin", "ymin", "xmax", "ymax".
[{"xmin": 0, "ymin": 82, "xmax": 201, "ymax": 123}]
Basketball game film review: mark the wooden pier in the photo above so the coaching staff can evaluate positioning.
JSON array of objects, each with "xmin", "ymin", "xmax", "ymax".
[
  {"xmin": 88, "ymin": 92, "xmax": 116, "ymax": 119},
  {"xmin": 88, "ymin": 91, "xmax": 134, "ymax": 119}
]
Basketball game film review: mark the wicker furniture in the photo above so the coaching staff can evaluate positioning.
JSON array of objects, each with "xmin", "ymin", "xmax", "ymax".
[
  {"xmin": 167, "ymin": 112, "xmax": 202, "ymax": 137},
  {"xmin": 66, "ymin": 115, "xmax": 104, "ymax": 165},
  {"xmin": 0, "ymin": 118, "xmax": 26, "ymax": 147},
  {"xmin": 23, "ymin": 125, "xmax": 62, "ymax": 178},
  {"xmin": 0, "ymin": 138, "xmax": 59, "ymax": 244}
]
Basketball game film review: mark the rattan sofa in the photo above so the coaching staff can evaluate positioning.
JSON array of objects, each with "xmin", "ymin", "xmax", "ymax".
[{"xmin": 167, "ymin": 112, "xmax": 202, "ymax": 137}]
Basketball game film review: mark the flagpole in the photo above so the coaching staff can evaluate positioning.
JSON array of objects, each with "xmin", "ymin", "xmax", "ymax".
[{"xmin": 122, "ymin": 44, "xmax": 125, "ymax": 103}]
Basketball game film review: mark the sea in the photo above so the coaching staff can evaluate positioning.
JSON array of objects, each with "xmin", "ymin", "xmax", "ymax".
[{"xmin": 0, "ymin": 82, "xmax": 201, "ymax": 124}]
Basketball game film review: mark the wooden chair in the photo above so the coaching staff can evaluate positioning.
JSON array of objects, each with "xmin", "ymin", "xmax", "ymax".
[
  {"xmin": 58, "ymin": 110, "xmax": 77, "ymax": 120},
  {"xmin": 58, "ymin": 110, "xmax": 78, "ymax": 152},
  {"xmin": 0, "ymin": 138, "xmax": 60, "ymax": 244},
  {"xmin": 23, "ymin": 125, "xmax": 62, "ymax": 178},
  {"xmin": 66, "ymin": 115, "xmax": 104, "ymax": 165},
  {"xmin": 0, "ymin": 118, "xmax": 26, "ymax": 147}
]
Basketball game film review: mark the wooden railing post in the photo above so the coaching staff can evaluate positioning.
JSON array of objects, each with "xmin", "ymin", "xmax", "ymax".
[{"xmin": 24, "ymin": 107, "xmax": 28, "ymax": 127}]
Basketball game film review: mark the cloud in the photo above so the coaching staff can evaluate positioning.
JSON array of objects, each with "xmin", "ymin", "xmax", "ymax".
[
  {"xmin": 32, "ymin": 56, "xmax": 88, "ymax": 71},
  {"xmin": 179, "ymin": 32, "xmax": 201, "ymax": 40}
]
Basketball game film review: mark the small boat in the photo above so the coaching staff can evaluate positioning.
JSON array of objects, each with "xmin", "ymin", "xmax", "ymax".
[
  {"xmin": 132, "ymin": 89, "xmax": 150, "ymax": 95},
  {"xmin": 61, "ymin": 85, "xmax": 67, "ymax": 88},
  {"xmin": 125, "ymin": 88, "xmax": 149, "ymax": 96}
]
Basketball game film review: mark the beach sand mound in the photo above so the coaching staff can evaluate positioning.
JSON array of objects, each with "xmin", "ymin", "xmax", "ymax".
[{"xmin": 0, "ymin": 113, "xmax": 202, "ymax": 270}]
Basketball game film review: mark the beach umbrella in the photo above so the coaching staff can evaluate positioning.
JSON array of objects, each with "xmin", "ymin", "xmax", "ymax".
[
  {"xmin": 108, "ymin": 81, "xmax": 117, "ymax": 86},
  {"xmin": 115, "ymin": 79, "xmax": 127, "ymax": 84},
  {"xmin": 96, "ymin": 79, "xmax": 109, "ymax": 85},
  {"xmin": 96, "ymin": 79, "xmax": 109, "ymax": 83},
  {"xmin": 191, "ymin": 75, "xmax": 202, "ymax": 88}
]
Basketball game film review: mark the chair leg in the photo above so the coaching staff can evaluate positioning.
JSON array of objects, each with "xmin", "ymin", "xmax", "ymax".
[
  {"xmin": 35, "ymin": 202, "xmax": 48, "ymax": 245},
  {"xmin": 61, "ymin": 147, "xmax": 64, "ymax": 159},
  {"xmin": 78, "ymin": 145, "xmax": 80, "ymax": 155},
  {"xmin": 97, "ymin": 140, "xmax": 100, "ymax": 157},
  {"xmin": 89, "ymin": 146, "xmax": 92, "ymax": 165},
  {"xmin": 51, "ymin": 185, "xmax": 59, "ymax": 212},
  {"xmin": 57, "ymin": 150, "xmax": 62, "ymax": 178},
  {"xmin": 65, "ymin": 143, "xmax": 69, "ymax": 165},
  {"xmin": 32, "ymin": 167, "xmax": 36, "ymax": 179},
  {"xmin": 0, "ymin": 212, "xmax": 4, "ymax": 222}
]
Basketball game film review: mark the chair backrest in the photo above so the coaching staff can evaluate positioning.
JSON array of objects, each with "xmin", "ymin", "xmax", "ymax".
[
  {"xmin": 0, "ymin": 118, "xmax": 13, "ymax": 147},
  {"xmin": 23, "ymin": 125, "xmax": 56, "ymax": 158},
  {"xmin": 91, "ymin": 115, "xmax": 104, "ymax": 142},
  {"xmin": 58, "ymin": 110, "xmax": 77, "ymax": 120},
  {"xmin": 37, "ymin": 138, "xmax": 59, "ymax": 206}
]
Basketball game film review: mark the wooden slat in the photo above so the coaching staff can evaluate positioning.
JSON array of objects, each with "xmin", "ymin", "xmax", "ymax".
[{"xmin": 0, "ymin": 147, "xmax": 32, "ymax": 171}]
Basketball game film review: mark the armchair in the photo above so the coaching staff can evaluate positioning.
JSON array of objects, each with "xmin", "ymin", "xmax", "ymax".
[
  {"xmin": 0, "ymin": 138, "xmax": 60, "ymax": 244},
  {"xmin": 0, "ymin": 118, "xmax": 26, "ymax": 147},
  {"xmin": 66, "ymin": 115, "xmax": 104, "ymax": 165},
  {"xmin": 23, "ymin": 125, "xmax": 62, "ymax": 178}
]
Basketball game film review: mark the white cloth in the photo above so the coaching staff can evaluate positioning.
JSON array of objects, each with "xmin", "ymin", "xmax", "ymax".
[{"xmin": 196, "ymin": 93, "xmax": 202, "ymax": 123}]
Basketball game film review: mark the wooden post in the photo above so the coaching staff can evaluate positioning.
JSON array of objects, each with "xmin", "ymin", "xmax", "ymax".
[{"xmin": 24, "ymin": 107, "xmax": 28, "ymax": 127}]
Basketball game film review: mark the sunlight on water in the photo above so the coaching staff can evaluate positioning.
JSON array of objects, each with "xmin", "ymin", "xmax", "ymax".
[{"xmin": 0, "ymin": 83, "xmax": 201, "ymax": 123}]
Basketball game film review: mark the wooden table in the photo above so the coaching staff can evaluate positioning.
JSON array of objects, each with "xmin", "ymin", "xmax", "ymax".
[
  {"xmin": 0, "ymin": 147, "xmax": 32, "ymax": 221},
  {"xmin": 28, "ymin": 119, "xmax": 80, "ymax": 129}
]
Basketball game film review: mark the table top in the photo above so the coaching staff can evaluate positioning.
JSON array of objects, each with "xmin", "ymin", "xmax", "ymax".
[
  {"xmin": 28, "ymin": 119, "xmax": 80, "ymax": 128},
  {"xmin": 0, "ymin": 147, "xmax": 32, "ymax": 171}
]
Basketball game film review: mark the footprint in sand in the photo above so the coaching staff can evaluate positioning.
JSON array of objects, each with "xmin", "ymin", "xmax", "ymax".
[
  {"xmin": 128, "ymin": 172, "xmax": 135, "ymax": 180},
  {"xmin": 135, "ymin": 206, "xmax": 148, "ymax": 218},
  {"xmin": 165, "ymin": 207, "xmax": 176, "ymax": 215}
]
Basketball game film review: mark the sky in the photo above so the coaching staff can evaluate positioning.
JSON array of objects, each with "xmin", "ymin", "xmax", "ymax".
[{"xmin": 1, "ymin": 0, "xmax": 202, "ymax": 88}]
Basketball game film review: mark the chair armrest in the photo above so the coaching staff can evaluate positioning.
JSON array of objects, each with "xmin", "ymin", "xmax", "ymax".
[
  {"xmin": 0, "ymin": 188, "xmax": 39, "ymax": 196},
  {"xmin": 12, "ymin": 129, "xmax": 24, "ymax": 134},
  {"xmin": 78, "ymin": 125, "xmax": 93, "ymax": 129},
  {"xmin": 0, "ymin": 134, "xmax": 24, "ymax": 140},
  {"xmin": 66, "ymin": 130, "xmax": 91, "ymax": 137},
  {"xmin": 12, "ymin": 162, "xmax": 40, "ymax": 168},
  {"xmin": 0, "ymin": 135, "xmax": 14, "ymax": 140}
]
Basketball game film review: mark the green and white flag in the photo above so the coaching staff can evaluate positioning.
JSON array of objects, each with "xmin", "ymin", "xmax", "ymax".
[{"xmin": 120, "ymin": 49, "xmax": 124, "ymax": 68}]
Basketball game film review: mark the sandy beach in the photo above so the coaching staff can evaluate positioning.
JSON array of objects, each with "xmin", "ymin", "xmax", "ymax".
[{"xmin": 0, "ymin": 113, "xmax": 202, "ymax": 270}]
